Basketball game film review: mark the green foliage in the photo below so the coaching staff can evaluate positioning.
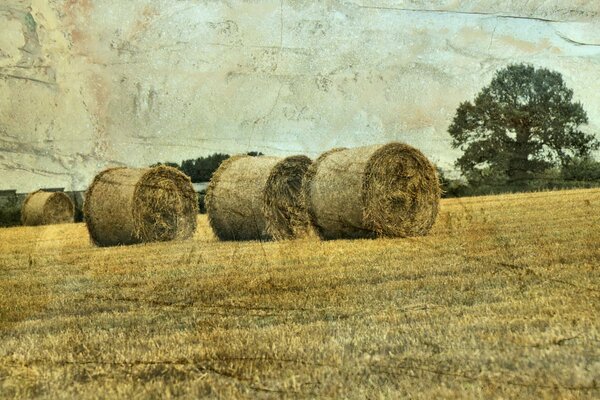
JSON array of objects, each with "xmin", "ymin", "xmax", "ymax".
[
  {"xmin": 0, "ymin": 207, "xmax": 20, "ymax": 227},
  {"xmin": 463, "ymin": 166, "xmax": 509, "ymax": 191},
  {"xmin": 561, "ymin": 156, "xmax": 600, "ymax": 181},
  {"xmin": 150, "ymin": 162, "xmax": 182, "ymax": 171},
  {"xmin": 151, "ymin": 154, "xmax": 229, "ymax": 182},
  {"xmin": 71, "ymin": 194, "xmax": 84, "ymax": 223},
  {"xmin": 0, "ymin": 196, "xmax": 21, "ymax": 227},
  {"xmin": 449, "ymin": 64, "xmax": 598, "ymax": 186},
  {"xmin": 197, "ymin": 190, "xmax": 206, "ymax": 214},
  {"xmin": 181, "ymin": 153, "xmax": 230, "ymax": 182},
  {"xmin": 153, "ymin": 151, "xmax": 265, "ymax": 183},
  {"xmin": 438, "ymin": 162, "xmax": 600, "ymax": 198},
  {"xmin": 437, "ymin": 167, "xmax": 469, "ymax": 198}
]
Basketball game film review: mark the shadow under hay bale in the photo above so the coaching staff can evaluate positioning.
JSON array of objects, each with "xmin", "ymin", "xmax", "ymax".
[
  {"xmin": 84, "ymin": 166, "xmax": 198, "ymax": 247},
  {"xmin": 206, "ymin": 155, "xmax": 312, "ymax": 241},
  {"xmin": 21, "ymin": 190, "xmax": 75, "ymax": 226},
  {"xmin": 303, "ymin": 142, "xmax": 441, "ymax": 240}
]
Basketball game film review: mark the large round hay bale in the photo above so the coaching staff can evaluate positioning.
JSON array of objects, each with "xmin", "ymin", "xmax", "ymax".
[
  {"xmin": 21, "ymin": 190, "xmax": 75, "ymax": 226},
  {"xmin": 303, "ymin": 142, "xmax": 441, "ymax": 240},
  {"xmin": 206, "ymin": 155, "xmax": 312, "ymax": 241},
  {"xmin": 84, "ymin": 166, "xmax": 198, "ymax": 247}
]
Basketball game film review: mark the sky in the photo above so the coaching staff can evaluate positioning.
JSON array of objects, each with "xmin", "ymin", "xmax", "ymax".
[{"xmin": 1, "ymin": 1, "xmax": 599, "ymax": 191}]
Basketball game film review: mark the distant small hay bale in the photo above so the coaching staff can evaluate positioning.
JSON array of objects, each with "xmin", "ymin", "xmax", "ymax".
[
  {"xmin": 21, "ymin": 190, "xmax": 75, "ymax": 226},
  {"xmin": 303, "ymin": 142, "xmax": 441, "ymax": 240},
  {"xmin": 206, "ymin": 155, "xmax": 312, "ymax": 241},
  {"xmin": 84, "ymin": 166, "xmax": 198, "ymax": 247}
]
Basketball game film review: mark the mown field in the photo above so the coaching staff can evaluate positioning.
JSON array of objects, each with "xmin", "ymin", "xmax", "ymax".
[{"xmin": 0, "ymin": 189, "xmax": 599, "ymax": 399}]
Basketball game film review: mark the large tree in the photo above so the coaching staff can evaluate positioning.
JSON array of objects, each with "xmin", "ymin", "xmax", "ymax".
[{"xmin": 449, "ymin": 64, "xmax": 598, "ymax": 185}]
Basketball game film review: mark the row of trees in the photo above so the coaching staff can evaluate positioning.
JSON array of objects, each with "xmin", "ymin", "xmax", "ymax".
[
  {"xmin": 439, "ymin": 156, "xmax": 600, "ymax": 197},
  {"xmin": 152, "ymin": 151, "xmax": 264, "ymax": 183}
]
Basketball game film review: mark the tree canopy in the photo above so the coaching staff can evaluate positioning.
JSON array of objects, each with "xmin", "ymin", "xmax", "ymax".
[{"xmin": 449, "ymin": 64, "xmax": 598, "ymax": 185}]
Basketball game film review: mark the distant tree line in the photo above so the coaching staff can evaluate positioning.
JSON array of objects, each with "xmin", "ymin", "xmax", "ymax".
[
  {"xmin": 438, "ymin": 156, "xmax": 600, "ymax": 198},
  {"xmin": 0, "ymin": 195, "xmax": 21, "ymax": 227},
  {"xmin": 152, "ymin": 151, "xmax": 264, "ymax": 183}
]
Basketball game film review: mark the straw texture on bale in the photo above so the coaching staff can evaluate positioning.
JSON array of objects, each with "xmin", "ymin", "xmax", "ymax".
[
  {"xmin": 84, "ymin": 166, "xmax": 198, "ymax": 247},
  {"xmin": 263, "ymin": 155, "xmax": 313, "ymax": 240},
  {"xmin": 206, "ymin": 155, "xmax": 312, "ymax": 241},
  {"xmin": 21, "ymin": 190, "xmax": 75, "ymax": 226},
  {"xmin": 303, "ymin": 143, "xmax": 441, "ymax": 240}
]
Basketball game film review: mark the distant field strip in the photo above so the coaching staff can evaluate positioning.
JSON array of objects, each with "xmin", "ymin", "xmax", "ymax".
[{"xmin": 0, "ymin": 189, "xmax": 599, "ymax": 398}]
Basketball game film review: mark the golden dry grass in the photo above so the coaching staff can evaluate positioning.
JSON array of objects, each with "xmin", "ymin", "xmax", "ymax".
[{"xmin": 0, "ymin": 189, "xmax": 599, "ymax": 398}]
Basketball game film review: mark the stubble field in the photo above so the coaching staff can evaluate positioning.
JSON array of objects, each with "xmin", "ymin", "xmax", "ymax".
[{"xmin": 0, "ymin": 189, "xmax": 599, "ymax": 398}]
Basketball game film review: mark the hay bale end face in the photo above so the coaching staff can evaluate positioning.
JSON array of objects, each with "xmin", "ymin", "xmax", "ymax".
[
  {"xmin": 84, "ymin": 166, "xmax": 198, "ymax": 247},
  {"xmin": 21, "ymin": 190, "xmax": 75, "ymax": 226},
  {"xmin": 206, "ymin": 155, "xmax": 312, "ymax": 241},
  {"xmin": 303, "ymin": 143, "xmax": 441, "ymax": 240}
]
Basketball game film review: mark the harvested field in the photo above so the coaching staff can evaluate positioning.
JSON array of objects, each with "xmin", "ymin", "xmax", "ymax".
[{"xmin": 0, "ymin": 189, "xmax": 599, "ymax": 398}]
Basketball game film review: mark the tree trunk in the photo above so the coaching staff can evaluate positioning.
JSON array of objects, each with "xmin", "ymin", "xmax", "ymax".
[{"xmin": 507, "ymin": 128, "xmax": 531, "ymax": 186}]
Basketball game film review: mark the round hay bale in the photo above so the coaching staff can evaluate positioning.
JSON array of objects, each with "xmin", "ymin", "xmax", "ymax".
[
  {"xmin": 206, "ymin": 155, "xmax": 312, "ymax": 241},
  {"xmin": 84, "ymin": 166, "xmax": 198, "ymax": 247},
  {"xmin": 21, "ymin": 190, "xmax": 75, "ymax": 226},
  {"xmin": 303, "ymin": 142, "xmax": 441, "ymax": 240}
]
